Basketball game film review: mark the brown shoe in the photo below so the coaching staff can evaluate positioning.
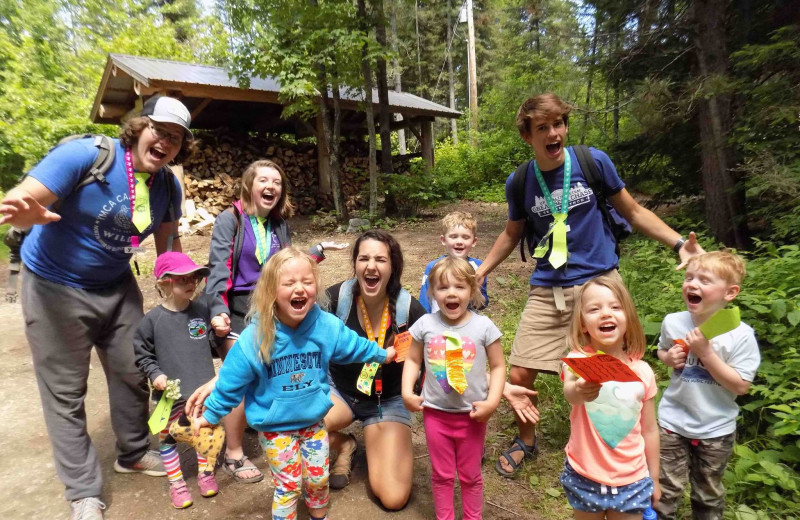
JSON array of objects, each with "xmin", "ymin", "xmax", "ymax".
[{"xmin": 330, "ymin": 434, "xmax": 357, "ymax": 489}]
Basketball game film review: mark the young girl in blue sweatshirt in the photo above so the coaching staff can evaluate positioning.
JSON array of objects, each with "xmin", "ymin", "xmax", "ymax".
[{"xmin": 195, "ymin": 247, "xmax": 396, "ymax": 520}]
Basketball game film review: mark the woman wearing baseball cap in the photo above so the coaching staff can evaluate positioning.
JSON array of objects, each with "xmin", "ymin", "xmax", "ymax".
[{"xmin": 0, "ymin": 96, "xmax": 195, "ymax": 519}]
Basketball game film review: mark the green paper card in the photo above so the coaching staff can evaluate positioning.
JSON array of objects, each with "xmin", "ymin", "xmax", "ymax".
[
  {"xmin": 148, "ymin": 394, "xmax": 174, "ymax": 435},
  {"xmin": 699, "ymin": 307, "xmax": 740, "ymax": 339}
]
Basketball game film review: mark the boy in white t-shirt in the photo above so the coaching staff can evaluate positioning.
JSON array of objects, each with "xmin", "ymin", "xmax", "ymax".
[{"xmin": 655, "ymin": 251, "xmax": 760, "ymax": 520}]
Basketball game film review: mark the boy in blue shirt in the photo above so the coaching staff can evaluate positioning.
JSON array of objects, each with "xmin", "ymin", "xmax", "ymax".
[{"xmin": 419, "ymin": 211, "xmax": 488, "ymax": 312}]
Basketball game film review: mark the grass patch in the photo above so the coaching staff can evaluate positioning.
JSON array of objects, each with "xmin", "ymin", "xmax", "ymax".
[{"xmin": 0, "ymin": 224, "xmax": 10, "ymax": 263}]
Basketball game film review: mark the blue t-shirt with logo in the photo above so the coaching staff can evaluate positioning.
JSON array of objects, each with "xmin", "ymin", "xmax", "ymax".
[
  {"xmin": 506, "ymin": 146, "xmax": 625, "ymax": 287},
  {"xmin": 22, "ymin": 138, "xmax": 182, "ymax": 289}
]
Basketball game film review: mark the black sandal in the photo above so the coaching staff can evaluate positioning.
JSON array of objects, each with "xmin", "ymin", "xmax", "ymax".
[{"xmin": 495, "ymin": 436, "xmax": 537, "ymax": 478}]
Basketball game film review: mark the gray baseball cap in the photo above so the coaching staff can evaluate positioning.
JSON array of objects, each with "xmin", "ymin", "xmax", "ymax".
[{"xmin": 141, "ymin": 96, "xmax": 193, "ymax": 138}]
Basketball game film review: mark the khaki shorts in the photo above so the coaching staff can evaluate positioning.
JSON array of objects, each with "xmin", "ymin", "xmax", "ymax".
[{"xmin": 509, "ymin": 270, "xmax": 622, "ymax": 375}]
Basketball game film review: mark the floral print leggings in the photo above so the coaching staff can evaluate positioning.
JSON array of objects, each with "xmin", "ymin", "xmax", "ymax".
[{"xmin": 259, "ymin": 421, "xmax": 329, "ymax": 520}]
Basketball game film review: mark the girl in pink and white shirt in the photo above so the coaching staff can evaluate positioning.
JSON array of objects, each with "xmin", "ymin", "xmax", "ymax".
[{"xmin": 560, "ymin": 273, "xmax": 661, "ymax": 519}]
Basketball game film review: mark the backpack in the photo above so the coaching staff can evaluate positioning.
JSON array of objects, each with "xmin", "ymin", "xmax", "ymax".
[
  {"xmin": 4, "ymin": 134, "xmax": 177, "ymax": 302},
  {"xmin": 335, "ymin": 278, "xmax": 411, "ymax": 332},
  {"xmin": 511, "ymin": 144, "xmax": 632, "ymax": 263}
]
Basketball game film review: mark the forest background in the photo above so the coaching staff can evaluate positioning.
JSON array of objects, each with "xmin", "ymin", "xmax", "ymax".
[{"xmin": 1, "ymin": 0, "xmax": 799, "ymax": 518}]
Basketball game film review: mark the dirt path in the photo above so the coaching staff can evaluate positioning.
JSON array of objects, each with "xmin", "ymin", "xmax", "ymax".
[{"xmin": 0, "ymin": 202, "xmax": 559, "ymax": 519}]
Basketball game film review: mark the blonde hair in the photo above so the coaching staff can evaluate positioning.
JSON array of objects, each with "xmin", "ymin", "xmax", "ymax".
[
  {"xmin": 685, "ymin": 251, "xmax": 746, "ymax": 286},
  {"xmin": 247, "ymin": 247, "xmax": 327, "ymax": 363},
  {"xmin": 567, "ymin": 274, "xmax": 646, "ymax": 360},
  {"xmin": 516, "ymin": 92, "xmax": 572, "ymax": 138},
  {"xmin": 427, "ymin": 256, "xmax": 485, "ymax": 309},
  {"xmin": 440, "ymin": 211, "xmax": 477, "ymax": 236},
  {"xmin": 154, "ymin": 277, "xmax": 202, "ymax": 301},
  {"xmin": 240, "ymin": 160, "xmax": 296, "ymax": 218}
]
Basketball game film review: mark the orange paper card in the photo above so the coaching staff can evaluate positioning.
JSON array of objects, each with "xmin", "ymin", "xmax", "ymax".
[
  {"xmin": 393, "ymin": 331, "xmax": 412, "ymax": 362},
  {"xmin": 561, "ymin": 354, "xmax": 641, "ymax": 384}
]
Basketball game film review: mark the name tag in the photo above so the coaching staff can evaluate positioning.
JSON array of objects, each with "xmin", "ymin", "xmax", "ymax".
[{"xmin": 124, "ymin": 246, "xmax": 147, "ymax": 254}]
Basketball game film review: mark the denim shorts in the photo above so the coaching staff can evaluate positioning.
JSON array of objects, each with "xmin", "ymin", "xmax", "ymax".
[
  {"xmin": 560, "ymin": 460, "xmax": 654, "ymax": 514},
  {"xmin": 330, "ymin": 385, "xmax": 411, "ymax": 427}
]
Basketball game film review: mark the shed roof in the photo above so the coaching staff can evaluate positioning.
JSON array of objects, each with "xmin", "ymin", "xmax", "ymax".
[{"xmin": 91, "ymin": 53, "xmax": 460, "ymax": 134}]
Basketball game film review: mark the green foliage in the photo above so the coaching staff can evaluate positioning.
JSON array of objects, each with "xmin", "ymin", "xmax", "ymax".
[
  {"xmin": 432, "ymin": 130, "xmax": 530, "ymax": 200},
  {"xmin": 384, "ymin": 158, "xmax": 452, "ymax": 215},
  {"xmin": 619, "ymin": 230, "xmax": 800, "ymax": 517},
  {"xmin": 0, "ymin": 223, "xmax": 9, "ymax": 262}
]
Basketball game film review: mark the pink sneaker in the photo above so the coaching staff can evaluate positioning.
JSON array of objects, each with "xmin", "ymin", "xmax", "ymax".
[
  {"xmin": 169, "ymin": 480, "xmax": 193, "ymax": 509},
  {"xmin": 197, "ymin": 472, "xmax": 219, "ymax": 497}
]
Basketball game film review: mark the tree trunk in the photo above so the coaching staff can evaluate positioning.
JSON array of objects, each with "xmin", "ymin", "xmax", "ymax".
[
  {"xmin": 581, "ymin": 11, "xmax": 598, "ymax": 145},
  {"xmin": 447, "ymin": 0, "xmax": 458, "ymax": 145},
  {"xmin": 374, "ymin": 0, "xmax": 393, "ymax": 175},
  {"xmin": 390, "ymin": 0, "xmax": 406, "ymax": 154},
  {"xmin": 691, "ymin": 0, "xmax": 748, "ymax": 248},
  {"xmin": 374, "ymin": 0, "xmax": 396, "ymax": 214},
  {"xmin": 317, "ymin": 67, "xmax": 348, "ymax": 222},
  {"xmin": 359, "ymin": 0, "xmax": 379, "ymax": 217}
]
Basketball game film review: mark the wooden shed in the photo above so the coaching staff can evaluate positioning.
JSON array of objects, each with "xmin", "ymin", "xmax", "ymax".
[{"xmin": 91, "ymin": 53, "xmax": 460, "ymax": 195}]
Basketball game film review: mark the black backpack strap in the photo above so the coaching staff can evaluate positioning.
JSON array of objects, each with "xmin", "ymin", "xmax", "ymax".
[
  {"xmin": 572, "ymin": 145, "xmax": 604, "ymax": 202},
  {"xmin": 511, "ymin": 160, "xmax": 532, "ymax": 262},
  {"xmin": 573, "ymin": 145, "xmax": 621, "ymax": 255},
  {"xmin": 76, "ymin": 135, "xmax": 114, "ymax": 188},
  {"xmin": 230, "ymin": 202, "xmax": 244, "ymax": 281}
]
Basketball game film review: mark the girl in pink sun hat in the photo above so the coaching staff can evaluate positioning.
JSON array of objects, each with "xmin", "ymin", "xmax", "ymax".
[{"xmin": 134, "ymin": 252, "xmax": 224, "ymax": 509}]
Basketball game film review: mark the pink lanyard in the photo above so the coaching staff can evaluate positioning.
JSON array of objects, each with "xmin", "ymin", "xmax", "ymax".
[{"xmin": 124, "ymin": 149, "xmax": 155, "ymax": 248}]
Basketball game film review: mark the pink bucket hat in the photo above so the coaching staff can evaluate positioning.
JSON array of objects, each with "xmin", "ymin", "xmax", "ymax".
[{"xmin": 154, "ymin": 252, "xmax": 210, "ymax": 280}]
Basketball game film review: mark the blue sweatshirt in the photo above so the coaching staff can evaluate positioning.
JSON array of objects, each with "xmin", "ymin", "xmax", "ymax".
[{"xmin": 203, "ymin": 304, "xmax": 388, "ymax": 432}]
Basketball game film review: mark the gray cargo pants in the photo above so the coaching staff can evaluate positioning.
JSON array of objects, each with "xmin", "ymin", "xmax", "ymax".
[
  {"xmin": 654, "ymin": 426, "xmax": 735, "ymax": 520},
  {"xmin": 21, "ymin": 266, "xmax": 151, "ymax": 501}
]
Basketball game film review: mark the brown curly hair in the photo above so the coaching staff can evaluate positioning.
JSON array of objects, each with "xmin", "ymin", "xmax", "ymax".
[{"xmin": 119, "ymin": 116, "xmax": 196, "ymax": 165}]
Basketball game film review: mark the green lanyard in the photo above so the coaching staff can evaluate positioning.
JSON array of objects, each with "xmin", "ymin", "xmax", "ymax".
[
  {"xmin": 249, "ymin": 215, "xmax": 272, "ymax": 265},
  {"xmin": 532, "ymin": 152, "xmax": 571, "ymax": 268}
]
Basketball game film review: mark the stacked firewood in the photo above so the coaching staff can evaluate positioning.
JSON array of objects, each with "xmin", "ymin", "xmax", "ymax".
[{"xmin": 182, "ymin": 130, "xmax": 374, "ymax": 216}]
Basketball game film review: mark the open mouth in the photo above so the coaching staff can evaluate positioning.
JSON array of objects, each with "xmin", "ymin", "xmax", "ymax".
[
  {"xmin": 445, "ymin": 302, "xmax": 460, "ymax": 311},
  {"xmin": 149, "ymin": 147, "xmax": 166, "ymax": 161},
  {"xmin": 687, "ymin": 294, "xmax": 702, "ymax": 305},
  {"xmin": 599, "ymin": 323, "xmax": 616, "ymax": 333},
  {"xmin": 290, "ymin": 297, "xmax": 307, "ymax": 310},
  {"xmin": 363, "ymin": 275, "xmax": 381, "ymax": 290},
  {"xmin": 261, "ymin": 192, "xmax": 276, "ymax": 206},
  {"xmin": 546, "ymin": 142, "xmax": 561, "ymax": 155}
]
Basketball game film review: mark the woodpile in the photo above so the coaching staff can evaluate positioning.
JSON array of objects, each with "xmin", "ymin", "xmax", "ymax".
[{"xmin": 182, "ymin": 130, "xmax": 374, "ymax": 218}]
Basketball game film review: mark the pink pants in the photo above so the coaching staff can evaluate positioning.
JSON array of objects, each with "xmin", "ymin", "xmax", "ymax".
[{"xmin": 423, "ymin": 408, "xmax": 487, "ymax": 520}]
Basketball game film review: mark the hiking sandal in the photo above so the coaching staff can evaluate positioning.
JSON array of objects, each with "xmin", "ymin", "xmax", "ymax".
[
  {"xmin": 495, "ymin": 436, "xmax": 537, "ymax": 478},
  {"xmin": 222, "ymin": 455, "xmax": 264, "ymax": 483}
]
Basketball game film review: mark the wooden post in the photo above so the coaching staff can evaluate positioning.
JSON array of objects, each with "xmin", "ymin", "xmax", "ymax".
[
  {"xmin": 170, "ymin": 164, "xmax": 186, "ymax": 216},
  {"xmin": 316, "ymin": 113, "xmax": 332, "ymax": 195},
  {"xmin": 421, "ymin": 119, "xmax": 434, "ymax": 171}
]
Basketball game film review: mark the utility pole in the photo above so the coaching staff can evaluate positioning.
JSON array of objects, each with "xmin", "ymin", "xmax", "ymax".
[
  {"xmin": 447, "ymin": 0, "xmax": 458, "ymax": 145},
  {"xmin": 466, "ymin": 0, "xmax": 478, "ymax": 145}
]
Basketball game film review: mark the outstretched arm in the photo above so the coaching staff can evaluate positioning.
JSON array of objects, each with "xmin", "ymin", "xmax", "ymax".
[
  {"xmin": 0, "ymin": 177, "xmax": 60, "ymax": 229},
  {"xmin": 502, "ymin": 382, "xmax": 539, "ymax": 425},
  {"xmin": 609, "ymin": 189, "xmax": 705, "ymax": 269},
  {"xmin": 474, "ymin": 219, "xmax": 525, "ymax": 285}
]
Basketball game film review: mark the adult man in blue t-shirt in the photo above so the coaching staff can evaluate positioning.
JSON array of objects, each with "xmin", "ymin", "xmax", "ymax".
[
  {"xmin": 0, "ymin": 96, "xmax": 195, "ymax": 518},
  {"xmin": 474, "ymin": 93, "xmax": 705, "ymax": 478}
]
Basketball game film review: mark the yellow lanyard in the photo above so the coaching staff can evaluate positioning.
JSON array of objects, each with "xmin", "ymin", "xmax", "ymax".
[{"xmin": 355, "ymin": 297, "xmax": 389, "ymax": 396}]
